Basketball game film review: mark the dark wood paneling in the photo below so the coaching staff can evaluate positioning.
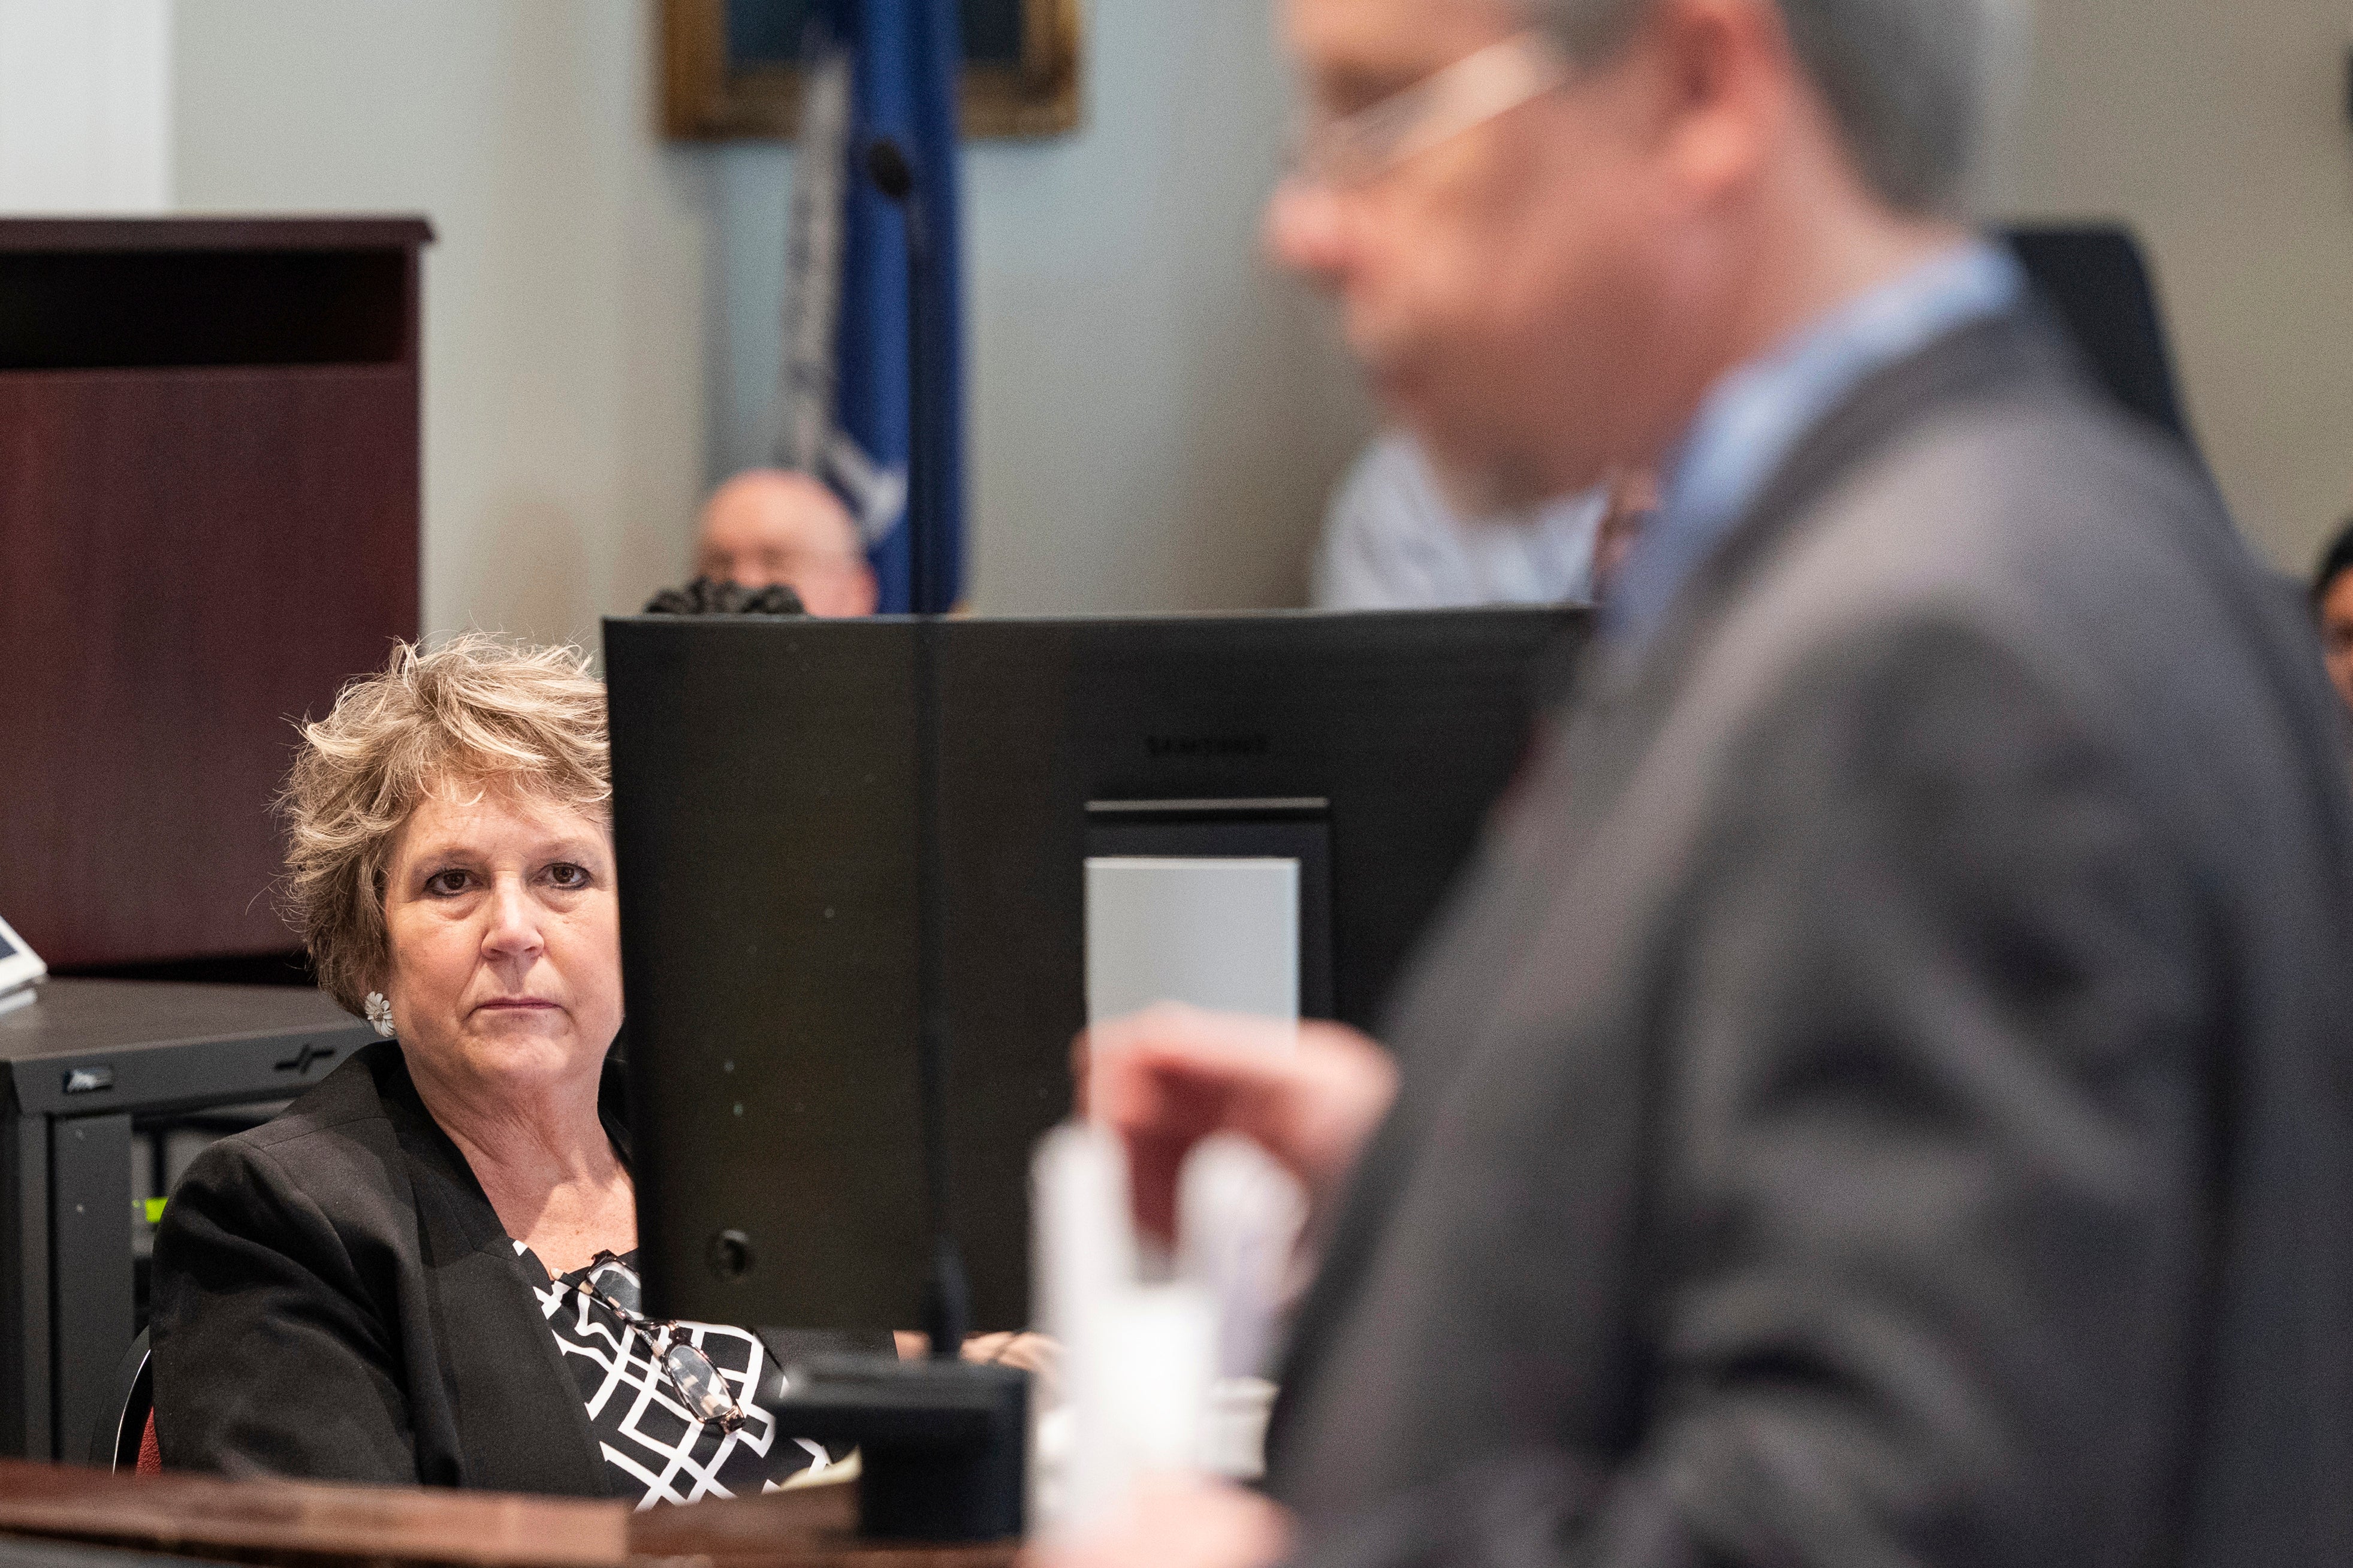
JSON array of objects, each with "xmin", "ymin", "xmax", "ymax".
[
  {"xmin": 0, "ymin": 219, "xmax": 424, "ymax": 968},
  {"xmin": 0, "ymin": 364, "xmax": 418, "ymax": 966},
  {"xmin": 0, "ymin": 217, "xmax": 432, "ymax": 256},
  {"xmin": 0, "ymin": 252, "xmax": 408, "ymax": 369}
]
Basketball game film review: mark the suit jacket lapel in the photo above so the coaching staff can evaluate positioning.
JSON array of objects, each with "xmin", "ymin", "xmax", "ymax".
[
  {"xmin": 1518, "ymin": 307, "xmax": 2080, "ymax": 908},
  {"xmin": 376, "ymin": 1051, "xmax": 617, "ymax": 1498}
]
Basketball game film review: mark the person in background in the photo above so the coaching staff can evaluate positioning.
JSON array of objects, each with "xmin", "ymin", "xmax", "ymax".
[
  {"xmin": 2312, "ymin": 515, "xmax": 2353, "ymax": 713},
  {"xmin": 1311, "ymin": 431, "xmax": 1610, "ymax": 606},
  {"xmin": 695, "ymin": 468, "xmax": 879, "ymax": 618},
  {"xmin": 1060, "ymin": 0, "xmax": 2353, "ymax": 1563}
]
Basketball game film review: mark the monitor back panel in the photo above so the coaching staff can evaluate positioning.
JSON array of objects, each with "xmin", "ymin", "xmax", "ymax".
[{"xmin": 605, "ymin": 609, "xmax": 1584, "ymax": 1331}]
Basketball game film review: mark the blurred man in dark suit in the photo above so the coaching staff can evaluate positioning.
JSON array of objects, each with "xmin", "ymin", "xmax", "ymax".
[{"xmin": 1063, "ymin": 0, "xmax": 2353, "ymax": 1564}]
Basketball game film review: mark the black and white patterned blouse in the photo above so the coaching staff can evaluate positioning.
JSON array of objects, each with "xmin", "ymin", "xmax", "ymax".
[{"xmin": 517, "ymin": 1243, "xmax": 838, "ymax": 1508}]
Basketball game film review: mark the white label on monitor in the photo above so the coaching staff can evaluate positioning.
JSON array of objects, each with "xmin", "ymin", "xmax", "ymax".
[{"xmin": 1084, "ymin": 857, "xmax": 1299, "ymax": 1024}]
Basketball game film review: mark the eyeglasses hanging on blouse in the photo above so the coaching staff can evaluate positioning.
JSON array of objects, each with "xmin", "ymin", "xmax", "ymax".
[{"xmin": 571, "ymin": 1251, "xmax": 751, "ymax": 1433}]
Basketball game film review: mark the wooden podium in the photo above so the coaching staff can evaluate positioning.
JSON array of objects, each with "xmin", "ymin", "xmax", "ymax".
[
  {"xmin": 0, "ymin": 1460, "xmax": 1016, "ymax": 1568},
  {"xmin": 0, "ymin": 217, "xmax": 429, "ymax": 971}
]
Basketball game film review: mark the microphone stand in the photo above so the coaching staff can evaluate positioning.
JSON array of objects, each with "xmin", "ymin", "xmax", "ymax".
[
  {"xmin": 758, "ymin": 135, "xmax": 1024, "ymax": 1545},
  {"xmin": 863, "ymin": 135, "xmax": 969, "ymax": 1361}
]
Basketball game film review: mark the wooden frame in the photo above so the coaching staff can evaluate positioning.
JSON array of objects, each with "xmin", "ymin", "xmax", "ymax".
[{"xmin": 663, "ymin": 0, "xmax": 1082, "ymax": 140}]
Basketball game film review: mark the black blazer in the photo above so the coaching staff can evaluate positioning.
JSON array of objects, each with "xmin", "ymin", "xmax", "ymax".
[
  {"xmin": 150, "ymin": 1042, "xmax": 635, "ymax": 1493},
  {"xmin": 1265, "ymin": 310, "xmax": 2353, "ymax": 1564}
]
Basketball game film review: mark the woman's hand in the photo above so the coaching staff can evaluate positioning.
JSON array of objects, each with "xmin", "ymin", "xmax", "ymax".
[
  {"xmin": 1077, "ymin": 1004, "xmax": 1399, "ymax": 1245},
  {"xmin": 892, "ymin": 1330, "xmax": 1064, "ymax": 1404},
  {"xmin": 964, "ymin": 1331, "xmax": 1061, "ymax": 1404}
]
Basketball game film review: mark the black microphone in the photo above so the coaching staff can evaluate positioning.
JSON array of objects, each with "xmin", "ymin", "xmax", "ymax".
[
  {"xmin": 756, "ymin": 132, "xmax": 1026, "ymax": 1545},
  {"xmin": 863, "ymin": 132, "xmax": 966, "ymax": 1362}
]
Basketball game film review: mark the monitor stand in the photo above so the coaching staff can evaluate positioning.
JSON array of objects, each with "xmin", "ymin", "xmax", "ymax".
[{"xmin": 759, "ymin": 1342, "xmax": 1028, "ymax": 1541}]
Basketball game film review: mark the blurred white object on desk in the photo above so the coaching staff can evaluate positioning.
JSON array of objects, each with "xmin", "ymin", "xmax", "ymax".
[
  {"xmin": 1032, "ymin": 1122, "xmax": 1306, "ymax": 1529},
  {"xmin": 1048, "ymin": 846, "xmax": 1310, "ymax": 1524},
  {"xmin": 1034, "ymin": 1123, "xmax": 1214, "ymax": 1533},
  {"xmin": 1179, "ymin": 1134, "xmax": 1306, "ymax": 1382}
]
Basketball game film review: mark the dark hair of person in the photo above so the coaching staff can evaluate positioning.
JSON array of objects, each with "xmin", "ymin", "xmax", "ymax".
[
  {"xmin": 642, "ymin": 576, "xmax": 805, "ymax": 616},
  {"xmin": 2313, "ymin": 518, "xmax": 2353, "ymax": 611}
]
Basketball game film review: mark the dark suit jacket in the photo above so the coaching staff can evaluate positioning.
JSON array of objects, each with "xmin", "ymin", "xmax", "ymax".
[
  {"xmin": 149, "ymin": 1043, "xmax": 632, "ymax": 1493},
  {"xmin": 1265, "ymin": 310, "xmax": 2353, "ymax": 1566}
]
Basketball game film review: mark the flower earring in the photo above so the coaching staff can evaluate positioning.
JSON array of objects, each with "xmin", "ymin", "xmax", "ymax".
[{"xmin": 364, "ymin": 992, "xmax": 396, "ymax": 1038}]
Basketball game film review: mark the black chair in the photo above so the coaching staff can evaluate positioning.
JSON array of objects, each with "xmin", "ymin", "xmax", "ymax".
[
  {"xmin": 2000, "ymin": 223, "xmax": 2198, "ymax": 457},
  {"xmin": 89, "ymin": 1327, "xmax": 153, "ymax": 1472}
]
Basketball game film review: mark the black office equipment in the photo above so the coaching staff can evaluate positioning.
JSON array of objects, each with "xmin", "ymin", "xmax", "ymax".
[
  {"xmin": 0, "ymin": 980, "xmax": 372, "ymax": 1461},
  {"xmin": 760, "ymin": 1345, "xmax": 1028, "ymax": 1541},
  {"xmin": 686, "ymin": 137, "xmax": 1019, "ymax": 1546},
  {"xmin": 864, "ymin": 132, "xmax": 972, "ymax": 1372},
  {"xmin": 604, "ymin": 606, "xmax": 1583, "ymax": 1345}
]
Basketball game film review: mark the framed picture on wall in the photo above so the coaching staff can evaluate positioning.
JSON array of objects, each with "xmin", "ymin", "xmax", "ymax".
[{"xmin": 664, "ymin": 0, "xmax": 1082, "ymax": 140}]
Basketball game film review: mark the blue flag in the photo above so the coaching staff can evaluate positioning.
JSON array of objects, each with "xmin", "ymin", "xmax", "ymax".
[{"xmin": 824, "ymin": 0, "xmax": 965, "ymax": 614}]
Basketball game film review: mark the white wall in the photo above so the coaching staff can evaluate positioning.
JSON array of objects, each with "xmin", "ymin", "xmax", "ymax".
[
  {"xmin": 0, "ymin": 0, "xmax": 171, "ymax": 212},
  {"xmin": 1992, "ymin": 0, "xmax": 2353, "ymax": 573},
  {"xmin": 174, "ymin": 0, "xmax": 713, "ymax": 646},
  {"xmin": 175, "ymin": 1, "xmax": 2351, "ymax": 619},
  {"xmin": 711, "ymin": 0, "xmax": 1372, "ymax": 612},
  {"xmin": 174, "ymin": 0, "xmax": 1369, "ymax": 636}
]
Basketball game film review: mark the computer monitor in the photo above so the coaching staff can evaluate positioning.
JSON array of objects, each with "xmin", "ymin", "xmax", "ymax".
[{"xmin": 604, "ymin": 608, "xmax": 1585, "ymax": 1333}]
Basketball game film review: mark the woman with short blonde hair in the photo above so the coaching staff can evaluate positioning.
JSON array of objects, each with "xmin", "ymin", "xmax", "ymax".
[
  {"xmin": 150, "ymin": 635, "xmax": 854, "ymax": 1500},
  {"xmin": 280, "ymin": 634, "xmax": 613, "ymax": 1017}
]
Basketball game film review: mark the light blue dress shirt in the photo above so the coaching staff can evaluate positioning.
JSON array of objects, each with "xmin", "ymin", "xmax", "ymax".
[
  {"xmin": 1603, "ymin": 240, "xmax": 2028, "ymax": 644},
  {"xmin": 1313, "ymin": 433, "xmax": 1607, "ymax": 610}
]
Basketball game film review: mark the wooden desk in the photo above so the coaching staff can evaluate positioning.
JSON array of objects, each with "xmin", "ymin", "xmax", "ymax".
[{"xmin": 0, "ymin": 1460, "xmax": 1018, "ymax": 1568}]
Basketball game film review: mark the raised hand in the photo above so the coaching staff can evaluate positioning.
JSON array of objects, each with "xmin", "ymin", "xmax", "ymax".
[{"xmin": 1077, "ymin": 1004, "xmax": 1398, "ymax": 1244}]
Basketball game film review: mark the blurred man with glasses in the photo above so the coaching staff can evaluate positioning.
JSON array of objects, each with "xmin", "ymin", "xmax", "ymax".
[{"xmin": 1061, "ymin": 1, "xmax": 2353, "ymax": 1566}]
